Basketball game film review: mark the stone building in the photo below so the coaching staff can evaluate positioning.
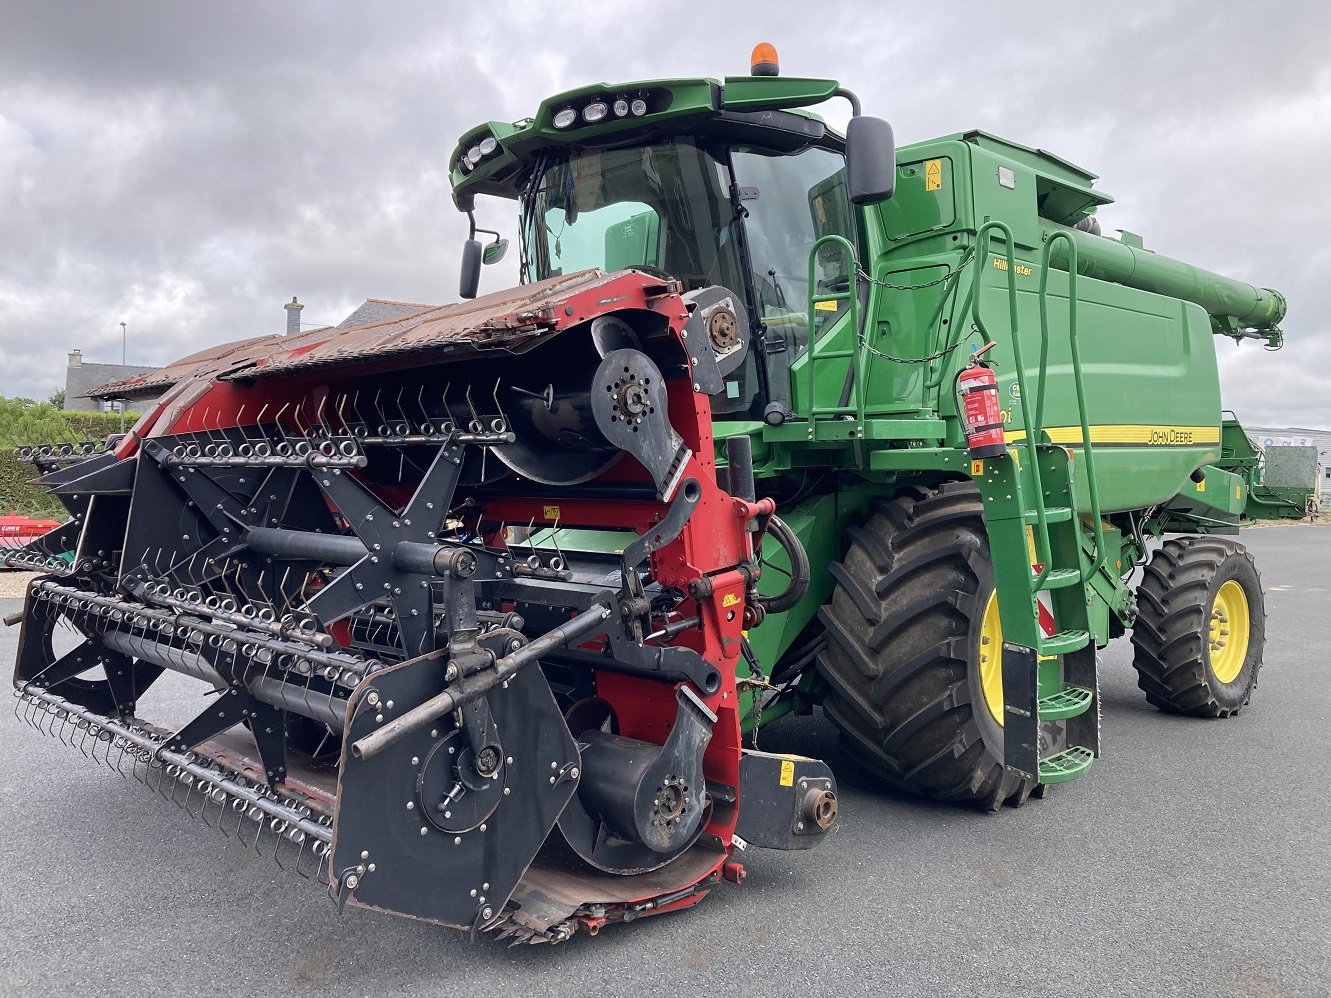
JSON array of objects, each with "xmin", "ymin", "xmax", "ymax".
[{"xmin": 63, "ymin": 350, "xmax": 163, "ymax": 412}]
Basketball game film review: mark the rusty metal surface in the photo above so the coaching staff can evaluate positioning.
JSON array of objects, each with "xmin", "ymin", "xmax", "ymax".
[
  {"xmin": 233, "ymin": 270, "xmax": 612, "ymax": 380},
  {"xmin": 85, "ymin": 331, "xmax": 311, "ymax": 400},
  {"xmin": 90, "ymin": 269, "xmax": 652, "ymax": 402}
]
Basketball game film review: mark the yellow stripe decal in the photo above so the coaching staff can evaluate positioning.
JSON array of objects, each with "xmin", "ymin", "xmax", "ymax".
[{"xmin": 1006, "ymin": 424, "xmax": 1220, "ymax": 446}]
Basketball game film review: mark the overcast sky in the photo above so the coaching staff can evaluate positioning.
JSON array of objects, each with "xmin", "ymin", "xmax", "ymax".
[{"xmin": 1, "ymin": 2, "xmax": 1327, "ymax": 427}]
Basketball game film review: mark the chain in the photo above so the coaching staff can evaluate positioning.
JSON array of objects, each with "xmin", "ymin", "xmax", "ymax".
[
  {"xmin": 856, "ymin": 330, "xmax": 975, "ymax": 365},
  {"xmin": 855, "ymin": 248, "xmax": 975, "ymax": 291},
  {"xmin": 845, "ymin": 250, "xmax": 977, "ymax": 365}
]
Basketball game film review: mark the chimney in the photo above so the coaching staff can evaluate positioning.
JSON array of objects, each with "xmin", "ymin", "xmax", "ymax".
[
  {"xmin": 68, "ymin": 349, "xmax": 83, "ymax": 367},
  {"xmin": 283, "ymin": 296, "xmax": 303, "ymax": 335}
]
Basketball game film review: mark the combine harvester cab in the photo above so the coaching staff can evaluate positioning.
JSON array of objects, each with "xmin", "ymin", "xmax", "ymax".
[{"xmin": 8, "ymin": 271, "xmax": 834, "ymax": 941}]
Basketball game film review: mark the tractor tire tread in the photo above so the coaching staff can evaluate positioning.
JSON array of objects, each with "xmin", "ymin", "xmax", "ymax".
[
  {"xmin": 1130, "ymin": 536, "xmax": 1264, "ymax": 718},
  {"xmin": 816, "ymin": 482, "xmax": 1033, "ymax": 809}
]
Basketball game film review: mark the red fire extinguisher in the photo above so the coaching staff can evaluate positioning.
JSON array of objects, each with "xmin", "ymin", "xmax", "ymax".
[{"xmin": 957, "ymin": 343, "xmax": 1006, "ymax": 458}]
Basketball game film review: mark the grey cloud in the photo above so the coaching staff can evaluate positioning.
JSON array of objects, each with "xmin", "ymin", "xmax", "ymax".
[{"xmin": 0, "ymin": 0, "xmax": 1325, "ymax": 429}]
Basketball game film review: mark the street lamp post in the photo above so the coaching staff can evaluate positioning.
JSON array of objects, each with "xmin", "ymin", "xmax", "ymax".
[{"xmin": 119, "ymin": 321, "xmax": 126, "ymax": 366}]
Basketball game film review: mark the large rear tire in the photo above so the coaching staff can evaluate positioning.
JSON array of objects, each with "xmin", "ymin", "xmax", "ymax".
[
  {"xmin": 1130, "ymin": 536, "xmax": 1264, "ymax": 716},
  {"xmin": 815, "ymin": 482, "xmax": 1034, "ymax": 810}
]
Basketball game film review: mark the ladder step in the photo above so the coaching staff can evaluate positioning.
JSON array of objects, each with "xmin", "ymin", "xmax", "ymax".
[
  {"xmin": 1037, "ymin": 567, "xmax": 1082, "ymax": 590},
  {"xmin": 1037, "ymin": 568, "xmax": 1083, "ymax": 591},
  {"xmin": 1024, "ymin": 506, "xmax": 1073, "ymax": 525},
  {"xmin": 1039, "ymin": 745, "xmax": 1095, "ymax": 784},
  {"xmin": 1038, "ymin": 628, "xmax": 1090, "ymax": 656},
  {"xmin": 1038, "ymin": 683, "xmax": 1094, "ymax": 720}
]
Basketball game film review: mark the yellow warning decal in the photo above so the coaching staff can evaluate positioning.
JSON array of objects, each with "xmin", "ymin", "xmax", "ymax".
[
  {"xmin": 925, "ymin": 158, "xmax": 943, "ymax": 192},
  {"xmin": 722, "ymin": 592, "xmax": 741, "ymax": 608},
  {"xmin": 1006, "ymin": 424, "xmax": 1221, "ymax": 446},
  {"xmin": 1235, "ymin": 486, "xmax": 1242, "ymax": 500},
  {"xmin": 813, "ymin": 299, "xmax": 839, "ymax": 312},
  {"xmin": 1024, "ymin": 524, "xmax": 1038, "ymax": 565},
  {"xmin": 971, "ymin": 458, "xmax": 984, "ymax": 476},
  {"xmin": 542, "ymin": 504, "xmax": 560, "ymax": 519},
  {"xmin": 779, "ymin": 760, "xmax": 795, "ymax": 787},
  {"xmin": 1195, "ymin": 477, "xmax": 1206, "ymax": 492}
]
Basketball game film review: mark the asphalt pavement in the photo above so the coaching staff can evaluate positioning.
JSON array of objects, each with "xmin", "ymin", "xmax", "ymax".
[{"xmin": 1, "ymin": 524, "xmax": 1327, "ymax": 998}]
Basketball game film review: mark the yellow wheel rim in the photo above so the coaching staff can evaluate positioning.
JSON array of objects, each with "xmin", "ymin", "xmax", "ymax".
[
  {"xmin": 979, "ymin": 591, "xmax": 1004, "ymax": 725},
  {"xmin": 1208, "ymin": 579, "xmax": 1250, "ymax": 684}
]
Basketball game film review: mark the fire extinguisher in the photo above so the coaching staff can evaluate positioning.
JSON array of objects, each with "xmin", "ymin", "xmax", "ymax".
[{"xmin": 957, "ymin": 342, "xmax": 1006, "ymax": 459}]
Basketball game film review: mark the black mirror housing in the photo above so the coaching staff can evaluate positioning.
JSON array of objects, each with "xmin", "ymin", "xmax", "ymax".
[
  {"xmin": 459, "ymin": 238, "xmax": 483, "ymax": 299},
  {"xmin": 846, "ymin": 116, "xmax": 896, "ymax": 205}
]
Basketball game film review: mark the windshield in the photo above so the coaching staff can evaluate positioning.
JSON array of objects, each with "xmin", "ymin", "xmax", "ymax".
[
  {"xmin": 519, "ymin": 136, "xmax": 855, "ymax": 418},
  {"xmin": 522, "ymin": 138, "xmax": 746, "ymax": 294},
  {"xmin": 730, "ymin": 145, "xmax": 854, "ymax": 350}
]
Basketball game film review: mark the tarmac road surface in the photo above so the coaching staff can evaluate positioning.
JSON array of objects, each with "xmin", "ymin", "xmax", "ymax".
[{"xmin": 1, "ymin": 524, "xmax": 1327, "ymax": 997}]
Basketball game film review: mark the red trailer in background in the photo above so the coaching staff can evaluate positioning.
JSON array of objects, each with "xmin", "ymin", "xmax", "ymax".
[{"xmin": 0, "ymin": 514, "xmax": 60, "ymax": 565}]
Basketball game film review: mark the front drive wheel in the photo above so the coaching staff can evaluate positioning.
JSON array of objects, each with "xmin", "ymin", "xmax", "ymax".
[
  {"xmin": 1130, "ymin": 536, "xmax": 1265, "ymax": 717},
  {"xmin": 815, "ymin": 482, "xmax": 1034, "ymax": 811}
]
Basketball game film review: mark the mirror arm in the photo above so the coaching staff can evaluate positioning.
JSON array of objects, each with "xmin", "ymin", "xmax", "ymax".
[
  {"xmin": 465, "ymin": 210, "xmax": 503, "ymax": 245},
  {"xmin": 834, "ymin": 88, "xmax": 862, "ymax": 118}
]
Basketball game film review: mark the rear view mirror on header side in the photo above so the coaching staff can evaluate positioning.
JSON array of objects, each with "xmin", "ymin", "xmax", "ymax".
[{"xmin": 459, "ymin": 238, "xmax": 482, "ymax": 299}]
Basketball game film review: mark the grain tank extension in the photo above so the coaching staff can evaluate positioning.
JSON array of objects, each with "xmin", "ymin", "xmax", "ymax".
[{"xmin": 6, "ymin": 45, "xmax": 1286, "ymax": 940}]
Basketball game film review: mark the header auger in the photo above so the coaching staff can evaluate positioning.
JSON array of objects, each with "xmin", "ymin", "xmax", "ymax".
[{"xmin": 7, "ymin": 45, "xmax": 1285, "ymax": 941}]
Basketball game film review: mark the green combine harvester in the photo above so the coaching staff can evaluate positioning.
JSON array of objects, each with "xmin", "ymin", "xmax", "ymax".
[
  {"xmin": 6, "ymin": 45, "xmax": 1289, "ymax": 938},
  {"xmin": 450, "ymin": 43, "xmax": 1284, "ymax": 806}
]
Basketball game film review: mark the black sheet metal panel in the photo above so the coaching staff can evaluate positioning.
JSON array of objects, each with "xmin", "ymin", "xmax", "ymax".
[
  {"xmin": 331, "ymin": 654, "xmax": 580, "ymax": 928},
  {"xmin": 1001, "ymin": 641, "xmax": 1040, "ymax": 781},
  {"xmin": 734, "ymin": 750, "xmax": 837, "ymax": 851}
]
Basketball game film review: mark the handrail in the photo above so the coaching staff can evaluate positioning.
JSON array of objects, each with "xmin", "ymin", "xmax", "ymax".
[
  {"xmin": 970, "ymin": 220, "xmax": 1054, "ymax": 587},
  {"xmin": 1039, "ymin": 231, "xmax": 1105, "ymax": 581},
  {"xmin": 804, "ymin": 235, "xmax": 862, "ymax": 420}
]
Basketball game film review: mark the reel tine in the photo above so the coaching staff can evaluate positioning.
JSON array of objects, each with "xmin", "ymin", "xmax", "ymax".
[
  {"xmin": 216, "ymin": 793, "xmax": 236, "ymax": 839},
  {"xmin": 270, "ymin": 821, "xmax": 287, "ymax": 869},
  {"xmin": 183, "ymin": 775, "xmax": 205, "ymax": 819},
  {"xmin": 106, "ymin": 732, "xmax": 126, "ymax": 773},
  {"xmin": 239, "ymin": 802, "xmax": 259, "ymax": 845},
  {"xmin": 49, "ymin": 704, "xmax": 66, "ymax": 740},
  {"xmin": 171, "ymin": 768, "xmax": 192, "ymax": 809},
  {"xmin": 292, "ymin": 837, "xmax": 312, "ymax": 879},
  {"xmin": 74, "ymin": 717, "xmax": 92, "ymax": 758},
  {"xmin": 24, "ymin": 694, "xmax": 42, "ymax": 731},
  {"xmin": 52, "ymin": 707, "xmax": 71, "ymax": 745}
]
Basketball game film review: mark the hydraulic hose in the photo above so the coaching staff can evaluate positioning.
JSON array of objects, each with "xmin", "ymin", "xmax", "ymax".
[{"xmin": 759, "ymin": 515, "xmax": 810, "ymax": 615}]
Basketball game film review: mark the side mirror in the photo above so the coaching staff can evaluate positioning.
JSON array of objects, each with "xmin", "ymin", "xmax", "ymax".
[
  {"xmin": 845, "ymin": 115, "xmax": 896, "ymax": 206},
  {"xmin": 482, "ymin": 238, "xmax": 509, "ymax": 266},
  {"xmin": 459, "ymin": 238, "xmax": 482, "ymax": 299}
]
